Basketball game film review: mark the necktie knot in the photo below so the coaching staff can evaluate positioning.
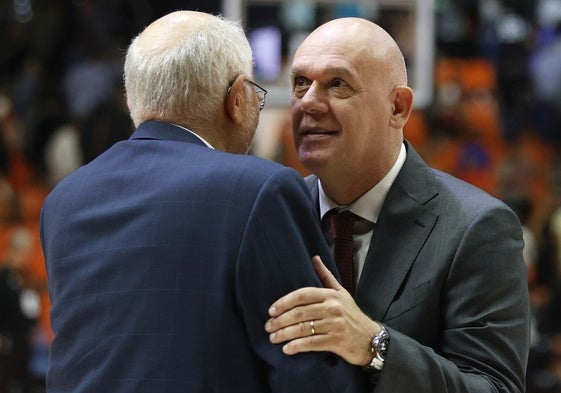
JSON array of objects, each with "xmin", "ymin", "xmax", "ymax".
[{"xmin": 329, "ymin": 211, "xmax": 358, "ymax": 241}]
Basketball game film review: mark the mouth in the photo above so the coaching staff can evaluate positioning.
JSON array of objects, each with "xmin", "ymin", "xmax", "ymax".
[{"xmin": 300, "ymin": 128, "xmax": 338, "ymax": 136}]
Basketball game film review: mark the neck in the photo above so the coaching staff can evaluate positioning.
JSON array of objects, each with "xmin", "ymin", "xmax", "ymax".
[
  {"xmin": 320, "ymin": 176, "xmax": 377, "ymax": 206},
  {"xmin": 317, "ymin": 144, "xmax": 402, "ymax": 205}
]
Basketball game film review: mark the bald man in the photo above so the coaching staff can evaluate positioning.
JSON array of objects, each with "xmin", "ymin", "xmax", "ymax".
[
  {"xmin": 265, "ymin": 18, "xmax": 530, "ymax": 393},
  {"xmin": 40, "ymin": 11, "xmax": 365, "ymax": 393}
]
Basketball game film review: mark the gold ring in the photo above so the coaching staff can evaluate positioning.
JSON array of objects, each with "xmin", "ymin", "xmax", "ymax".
[{"xmin": 309, "ymin": 320, "xmax": 316, "ymax": 336}]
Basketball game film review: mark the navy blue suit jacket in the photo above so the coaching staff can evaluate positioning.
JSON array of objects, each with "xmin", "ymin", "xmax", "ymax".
[{"xmin": 40, "ymin": 121, "xmax": 365, "ymax": 393}]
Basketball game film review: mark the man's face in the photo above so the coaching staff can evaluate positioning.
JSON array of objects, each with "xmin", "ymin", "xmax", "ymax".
[{"xmin": 290, "ymin": 30, "xmax": 394, "ymax": 181}]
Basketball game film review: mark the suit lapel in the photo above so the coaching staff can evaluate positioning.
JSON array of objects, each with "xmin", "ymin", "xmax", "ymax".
[
  {"xmin": 355, "ymin": 187, "xmax": 437, "ymax": 321},
  {"xmin": 355, "ymin": 141, "xmax": 439, "ymax": 321}
]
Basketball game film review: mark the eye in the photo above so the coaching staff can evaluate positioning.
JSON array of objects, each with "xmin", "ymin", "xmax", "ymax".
[
  {"xmin": 292, "ymin": 77, "xmax": 311, "ymax": 97},
  {"xmin": 329, "ymin": 78, "xmax": 347, "ymax": 88},
  {"xmin": 293, "ymin": 76, "xmax": 309, "ymax": 88}
]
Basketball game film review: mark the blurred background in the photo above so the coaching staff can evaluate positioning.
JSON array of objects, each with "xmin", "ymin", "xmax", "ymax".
[{"xmin": 1, "ymin": 0, "xmax": 560, "ymax": 392}]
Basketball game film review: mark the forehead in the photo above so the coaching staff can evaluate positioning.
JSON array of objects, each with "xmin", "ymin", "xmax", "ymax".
[{"xmin": 291, "ymin": 41, "xmax": 369, "ymax": 82}]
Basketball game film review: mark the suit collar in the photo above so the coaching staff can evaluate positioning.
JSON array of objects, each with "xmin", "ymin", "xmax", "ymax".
[
  {"xmin": 393, "ymin": 140, "xmax": 439, "ymax": 205},
  {"xmin": 130, "ymin": 120, "xmax": 209, "ymax": 148}
]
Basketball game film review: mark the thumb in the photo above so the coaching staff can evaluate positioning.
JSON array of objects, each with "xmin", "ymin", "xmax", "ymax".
[{"xmin": 312, "ymin": 255, "xmax": 344, "ymax": 291}]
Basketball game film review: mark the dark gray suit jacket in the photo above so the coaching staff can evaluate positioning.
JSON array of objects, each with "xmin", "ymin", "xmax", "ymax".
[{"xmin": 307, "ymin": 140, "xmax": 530, "ymax": 393}]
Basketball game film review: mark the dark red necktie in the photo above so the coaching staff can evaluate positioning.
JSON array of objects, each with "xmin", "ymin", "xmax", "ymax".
[{"xmin": 329, "ymin": 211, "xmax": 358, "ymax": 295}]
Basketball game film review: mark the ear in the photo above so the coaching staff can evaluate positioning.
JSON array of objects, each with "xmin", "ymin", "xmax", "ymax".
[
  {"xmin": 225, "ymin": 75, "xmax": 247, "ymax": 125},
  {"xmin": 389, "ymin": 86, "xmax": 414, "ymax": 129}
]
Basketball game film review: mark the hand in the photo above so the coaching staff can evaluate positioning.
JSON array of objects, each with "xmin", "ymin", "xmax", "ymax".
[{"xmin": 265, "ymin": 255, "xmax": 380, "ymax": 366}]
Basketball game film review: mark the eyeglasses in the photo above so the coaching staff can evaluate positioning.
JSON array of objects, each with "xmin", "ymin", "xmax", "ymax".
[
  {"xmin": 245, "ymin": 79, "xmax": 267, "ymax": 111},
  {"xmin": 227, "ymin": 78, "xmax": 268, "ymax": 111}
]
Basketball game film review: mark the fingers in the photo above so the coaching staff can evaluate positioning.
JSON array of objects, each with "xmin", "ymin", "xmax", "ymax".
[
  {"xmin": 268, "ymin": 287, "xmax": 331, "ymax": 318},
  {"xmin": 268, "ymin": 255, "xmax": 345, "ymax": 318},
  {"xmin": 275, "ymin": 312, "xmax": 380, "ymax": 366},
  {"xmin": 268, "ymin": 317, "xmax": 324, "ymax": 344},
  {"xmin": 273, "ymin": 319, "xmax": 339, "ymax": 356},
  {"xmin": 266, "ymin": 301, "xmax": 325, "ymax": 334},
  {"xmin": 312, "ymin": 255, "xmax": 344, "ymax": 291},
  {"xmin": 309, "ymin": 320, "xmax": 316, "ymax": 336},
  {"xmin": 264, "ymin": 255, "xmax": 355, "ymax": 359},
  {"xmin": 281, "ymin": 332, "xmax": 334, "ymax": 355}
]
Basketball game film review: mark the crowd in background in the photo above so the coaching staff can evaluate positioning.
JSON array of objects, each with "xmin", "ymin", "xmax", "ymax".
[{"xmin": 0, "ymin": 0, "xmax": 561, "ymax": 392}]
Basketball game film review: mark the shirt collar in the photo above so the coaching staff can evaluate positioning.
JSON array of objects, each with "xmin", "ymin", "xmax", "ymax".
[
  {"xmin": 319, "ymin": 142, "xmax": 406, "ymax": 223},
  {"xmin": 172, "ymin": 123, "xmax": 214, "ymax": 149}
]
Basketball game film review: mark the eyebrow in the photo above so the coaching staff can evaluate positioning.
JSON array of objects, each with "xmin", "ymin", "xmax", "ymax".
[{"xmin": 291, "ymin": 65, "xmax": 355, "ymax": 80}]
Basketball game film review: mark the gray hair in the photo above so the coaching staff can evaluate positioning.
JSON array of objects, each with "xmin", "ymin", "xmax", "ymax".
[{"xmin": 124, "ymin": 15, "xmax": 253, "ymax": 127}]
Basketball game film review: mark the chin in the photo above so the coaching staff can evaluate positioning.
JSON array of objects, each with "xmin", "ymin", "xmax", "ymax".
[{"xmin": 298, "ymin": 150, "xmax": 327, "ymax": 174}]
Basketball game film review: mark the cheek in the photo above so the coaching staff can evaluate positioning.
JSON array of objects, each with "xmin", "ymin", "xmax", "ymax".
[
  {"xmin": 249, "ymin": 109, "xmax": 259, "ymax": 137},
  {"xmin": 290, "ymin": 101, "xmax": 302, "ymax": 138},
  {"xmin": 238, "ymin": 109, "xmax": 259, "ymax": 154},
  {"xmin": 337, "ymin": 109, "xmax": 376, "ymax": 154},
  {"xmin": 290, "ymin": 98, "xmax": 300, "ymax": 119}
]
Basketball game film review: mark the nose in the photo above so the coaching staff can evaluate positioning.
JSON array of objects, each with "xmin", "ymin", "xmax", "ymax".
[{"xmin": 299, "ymin": 82, "xmax": 328, "ymax": 115}]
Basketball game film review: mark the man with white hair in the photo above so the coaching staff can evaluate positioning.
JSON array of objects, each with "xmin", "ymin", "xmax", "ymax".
[{"xmin": 40, "ymin": 11, "xmax": 364, "ymax": 393}]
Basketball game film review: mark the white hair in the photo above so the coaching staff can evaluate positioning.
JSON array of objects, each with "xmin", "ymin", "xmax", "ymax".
[{"xmin": 124, "ymin": 15, "xmax": 253, "ymax": 127}]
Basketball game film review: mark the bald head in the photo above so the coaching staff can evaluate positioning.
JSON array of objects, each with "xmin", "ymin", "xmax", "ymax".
[
  {"xmin": 289, "ymin": 17, "xmax": 414, "ymax": 202},
  {"xmin": 297, "ymin": 17, "xmax": 408, "ymax": 87},
  {"xmin": 136, "ymin": 11, "xmax": 215, "ymax": 55}
]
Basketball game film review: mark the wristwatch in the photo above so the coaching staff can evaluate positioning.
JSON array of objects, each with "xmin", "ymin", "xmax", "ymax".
[{"xmin": 364, "ymin": 324, "xmax": 390, "ymax": 373}]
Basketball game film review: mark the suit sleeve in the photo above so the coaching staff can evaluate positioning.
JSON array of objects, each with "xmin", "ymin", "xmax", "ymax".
[
  {"xmin": 235, "ymin": 167, "xmax": 366, "ymax": 393},
  {"xmin": 376, "ymin": 203, "xmax": 530, "ymax": 393}
]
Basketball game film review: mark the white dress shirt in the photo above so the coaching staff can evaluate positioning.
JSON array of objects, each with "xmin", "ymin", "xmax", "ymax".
[
  {"xmin": 319, "ymin": 143, "xmax": 406, "ymax": 287},
  {"xmin": 172, "ymin": 123, "xmax": 214, "ymax": 149}
]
